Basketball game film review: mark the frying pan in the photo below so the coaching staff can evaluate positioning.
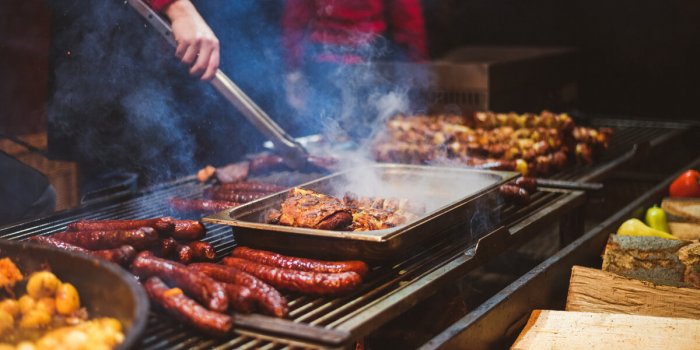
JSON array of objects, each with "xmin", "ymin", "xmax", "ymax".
[{"xmin": 0, "ymin": 239, "xmax": 149, "ymax": 349}]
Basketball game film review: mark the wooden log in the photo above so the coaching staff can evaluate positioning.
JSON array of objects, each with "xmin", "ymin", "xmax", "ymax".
[
  {"xmin": 566, "ymin": 265, "xmax": 700, "ymax": 319},
  {"xmin": 601, "ymin": 234, "xmax": 700, "ymax": 288},
  {"xmin": 669, "ymin": 222, "xmax": 700, "ymax": 240},
  {"xmin": 662, "ymin": 197, "xmax": 700, "ymax": 223},
  {"xmin": 511, "ymin": 310, "xmax": 700, "ymax": 350}
]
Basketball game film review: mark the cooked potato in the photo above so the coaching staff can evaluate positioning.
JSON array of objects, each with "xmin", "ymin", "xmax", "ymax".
[
  {"xmin": 0, "ymin": 310, "xmax": 13, "ymax": 335},
  {"xmin": 35, "ymin": 298, "xmax": 56, "ymax": 315},
  {"xmin": 0, "ymin": 299, "xmax": 20, "ymax": 317},
  {"xmin": 20, "ymin": 309, "xmax": 51, "ymax": 329},
  {"xmin": 18, "ymin": 295, "xmax": 36, "ymax": 314},
  {"xmin": 55, "ymin": 283, "xmax": 80, "ymax": 315},
  {"xmin": 26, "ymin": 271, "xmax": 61, "ymax": 299}
]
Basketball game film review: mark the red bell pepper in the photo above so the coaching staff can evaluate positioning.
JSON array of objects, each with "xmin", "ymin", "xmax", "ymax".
[{"xmin": 669, "ymin": 170, "xmax": 700, "ymax": 197}]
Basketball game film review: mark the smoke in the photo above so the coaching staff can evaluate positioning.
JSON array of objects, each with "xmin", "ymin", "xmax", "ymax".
[{"xmin": 47, "ymin": 0, "xmax": 434, "ymax": 187}]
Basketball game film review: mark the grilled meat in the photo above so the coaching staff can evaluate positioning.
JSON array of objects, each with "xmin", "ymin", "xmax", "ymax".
[
  {"xmin": 372, "ymin": 111, "xmax": 612, "ymax": 176},
  {"xmin": 276, "ymin": 188, "xmax": 353, "ymax": 230},
  {"xmin": 269, "ymin": 188, "xmax": 423, "ymax": 231}
]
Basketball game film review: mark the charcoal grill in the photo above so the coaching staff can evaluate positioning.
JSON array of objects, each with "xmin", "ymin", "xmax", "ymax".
[
  {"xmin": 0, "ymin": 173, "xmax": 584, "ymax": 349},
  {"xmin": 0, "ymin": 118, "xmax": 689, "ymax": 349}
]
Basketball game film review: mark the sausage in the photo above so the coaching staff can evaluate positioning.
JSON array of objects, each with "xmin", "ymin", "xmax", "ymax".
[
  {"xmin": 174, "ymin": 243, "xmax": 193, "ymax": 264},
  {"xmin": 307, "ymin": 155, "xmax": 338, "ymax": 171},
  {"xmin": 231, "ymin": 246, "xmax": 369, "ymax": 278},
  {"xmin": 499, "ymin": 184, "xmax": 531, "ymax": 205},
  {"xmin": 66, "ymin": 218, "xmax": 175, "ymax": 236},
  {"xmin": 28, "ymin": 236, "xmax": 136, "ymax": 266},
  {"xmin": 172, "ymin": 220, "xmax": 207, "ymax": 241},
  {"xmin": 144, "ymin": 277, "xmax": 232, "ymax": 337},
  {"xmin": 188, "ymin": 263, "xmax": 288, "ymax": 318},
  {"xmin": 204, "ymin": 189, "xmax": 267, "ymax": 203},
  {"xmin": 249, "ymin": 154, "xmax": 286, "ymax": 174},
  {"xmin": 513, "ymin": 177, "xmax": 538, "ymax": 194},
  {"xmin": 169, "ymin": 198, "xmax": 240, "ymax": 213},
  {"xmin": 224, "ymin": 283, "xmax": 255, "ymax": 314},
  {"xmin": 131, "ymin": 252, "xmax": 228, "ymax": 312},
  {"xmin": 215, "ymin": 161, "xmax": 250, "ymax": 184},
  {"xmin": 187, "ymin": 241, "xmax": 216, "ymax": 262},
  {"xmin": 90, "ymin": 245, "xmax": 138, "ymax": 266},
  {"xmin": 157, "ymin": 238, "xmax": 178, "ymax": 258},
  {"xmin": 51, "ymin": 227, "xmax": 159, "ymax": 250},
  {"xmin": 221, "ymin": 257, "xmax": 363, "ymax": 296},
  {"xmin": 217, "ymin": 181, "xmax": 285, "ymax": 193},
  {"xmin": 29, "ymin": 235, "xmax": 91, "ymax": 254}
]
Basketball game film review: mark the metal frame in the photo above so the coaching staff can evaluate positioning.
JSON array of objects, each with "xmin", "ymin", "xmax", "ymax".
[{"xmin": 420, "ymin": 154, "xmax": 700, "ymax": 350}]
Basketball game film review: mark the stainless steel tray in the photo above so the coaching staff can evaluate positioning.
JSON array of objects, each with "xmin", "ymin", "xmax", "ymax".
[{"xmin": 204, "ymin": 164, "xmax": 518, "ymax": 262}]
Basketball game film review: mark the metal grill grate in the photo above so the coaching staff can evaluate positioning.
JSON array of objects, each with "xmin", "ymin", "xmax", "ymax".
[{"xmin": 0, "ymin": 175, "xmax": 580, "ymax": 349}]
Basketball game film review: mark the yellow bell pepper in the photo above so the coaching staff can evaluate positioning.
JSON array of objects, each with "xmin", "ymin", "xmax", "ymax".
[
  {"xmin": 644, "ymin": 205, "xmax": 670, "ymax": 233},
  {"xmin": 617, "ymin": 218, "xmax": 678, "ymax": 240}
]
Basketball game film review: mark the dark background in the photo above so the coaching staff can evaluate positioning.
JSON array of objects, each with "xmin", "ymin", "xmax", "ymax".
[{"xmin": 1, "ymin": 0, "xmax": 699, "ymax": 159}]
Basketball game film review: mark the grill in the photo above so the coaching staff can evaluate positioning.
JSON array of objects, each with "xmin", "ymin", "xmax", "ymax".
[{"xmin": 0, "ymin": 118, "xmax": 689, "ymax": 349}]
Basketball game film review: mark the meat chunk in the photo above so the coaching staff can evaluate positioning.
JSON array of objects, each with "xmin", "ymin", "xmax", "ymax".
[{"xmin": 276, "ymin": 188, "xmax": 353, "ymax": 230}]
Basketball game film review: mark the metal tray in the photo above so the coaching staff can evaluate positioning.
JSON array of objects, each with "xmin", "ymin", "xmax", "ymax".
[{"xmin": 204, "ymin": 164, "xmax": 518, "ymax": 262}]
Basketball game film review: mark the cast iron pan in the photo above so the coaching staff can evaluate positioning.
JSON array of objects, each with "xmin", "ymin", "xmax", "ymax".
[{"xmin": 0, "ymin": 239, "xmax": 149, "ymax": 349}]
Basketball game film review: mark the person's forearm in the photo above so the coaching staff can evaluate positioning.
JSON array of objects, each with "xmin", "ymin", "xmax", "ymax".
[{"xmin": 162, "ymin": 0, "xmax": 196, "ymax": 21}]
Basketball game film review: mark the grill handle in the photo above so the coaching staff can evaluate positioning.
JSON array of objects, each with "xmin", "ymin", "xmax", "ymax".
[{"xmin": 127, "ymin": 0, "xmax": 311, "ymax": 170}]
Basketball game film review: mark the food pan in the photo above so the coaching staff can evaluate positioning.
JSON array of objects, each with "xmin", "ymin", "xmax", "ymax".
[{"xmin": 204, "ymin": 164, "xmax": 518, "ymax": 262}]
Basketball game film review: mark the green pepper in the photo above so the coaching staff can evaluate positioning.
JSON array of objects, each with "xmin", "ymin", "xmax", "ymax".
[{"xmin": 645, "ymin": 205, "xmax": 670, "ymax": 233}]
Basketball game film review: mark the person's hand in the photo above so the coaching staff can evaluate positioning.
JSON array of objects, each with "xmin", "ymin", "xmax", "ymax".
[
  {"xmin": 285, "ymin": 71, "xmax": 308, "ymax": 111},
  {"xmin": 164, "ymin": 0, "xmax": 219, "ymax": 80}
]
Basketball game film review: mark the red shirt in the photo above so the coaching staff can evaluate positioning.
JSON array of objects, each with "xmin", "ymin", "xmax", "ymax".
[
  {"xmin": 282, "ymin": 0, "xmax": 427, "ymax": 70},
  {"xmin": 146, "ymin": 0, "xmax": 175, "ymax": 12}
]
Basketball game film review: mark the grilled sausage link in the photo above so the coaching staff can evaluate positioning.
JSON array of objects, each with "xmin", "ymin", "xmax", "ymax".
[
  {"xmin": 144, "ymin": 277, "xmax": 232, "ymax": 337},
  {"xmin": 188, "ymin": 263, "xmax": 288, "ymax": 318},
  {"xmin": 174, "ymin": 242, "xmax": 193, "ymax": 264},
  {"xmin": 131, "ymin": 252, "xmax": 228, "ymax": 312},
  {"xmin": 172, "ymin": 220, "xmax": 207, "ymax": 241},
  {"xmin": 513, "ymin": 176, "xmax": 538, "ymax": 194},
  {"xmin": 156, "ymin": 238, "xmax": 178, "ymax": 258},
  {"xmin": 231, "ymin": 246, "xmax": 369, "ymax": 277},
  {"xmin": 66, "ymin": 218, "xmax": 175, "ymax": 236},
  {"xmin": 249, "ymin": 154, "xmax": 286, "ymax": 174},
  {"xmin": 187, "ymin": 241, "xmax": 216, "ymax": 262},
  {"xmin": 91, "ymin": 245, "xmax": 138, "ymax": 266},
  {"xmin": 499, "ymin": 184, "xmax": 531, "ymax": 205},
  {"xmin": 204, "ymin": 189, "xmax": 268, "ymax": 203},
  {"xmin": 221, "ymin": 257, "xmax": 363, "ymax": 296},
  {"xmin": 28, "ymin": 236, "xmax": 136, "ymax": 266},
  {"xmin": 217, "ymin": 181, "xmax": 285, "ymax": 193},
  {"xmin": 169, "ymin": 198, "xmax": 240, "ymax": 213},
  {"xmin": 52, "ymin": 227, "xmax": 159, "ymax": 250},
  {"xmin": 224, "ymin": 283, "xmax": 255, "ymax": 314}
]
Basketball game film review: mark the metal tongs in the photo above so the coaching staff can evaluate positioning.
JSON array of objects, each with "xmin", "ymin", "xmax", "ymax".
[{"xmin": 127, "ymin": 0, "xmax": 310, "ymax": 169}]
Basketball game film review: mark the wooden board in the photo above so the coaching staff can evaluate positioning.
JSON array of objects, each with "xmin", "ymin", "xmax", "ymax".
[
  {"xmin": 566, "ymin": 266, "xmax": 700, "ymax": 319},
  {"xmin": 602, "ymin": 234, "xmax": 700, "ymax": 288},
  {"xmin": 511, "ymin": 310, "xmax": 700, "ymax": 350}
]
